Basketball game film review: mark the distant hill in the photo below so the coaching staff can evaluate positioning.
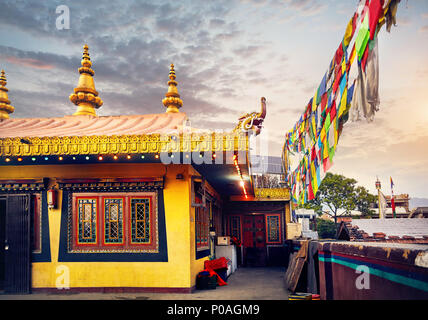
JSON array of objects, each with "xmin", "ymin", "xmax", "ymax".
[{"xmin": 409, "ymin": 197, "xmax": 428, "ymax": 210}]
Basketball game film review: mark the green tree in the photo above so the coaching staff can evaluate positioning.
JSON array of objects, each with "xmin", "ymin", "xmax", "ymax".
[
  {"xmin": 316, "ymin": 218, "xmax": 337, "ymax": 239},
  {"xmin": 314, "ymin": 172, "xmax": 357, "ymax": 225},
  {"xmin": 297, "ymin": 173, "xmax": 378, "ymax": 237},
  {"xmin": 354, "ymin": 186, "xmax": 377, "ymax": 218}
]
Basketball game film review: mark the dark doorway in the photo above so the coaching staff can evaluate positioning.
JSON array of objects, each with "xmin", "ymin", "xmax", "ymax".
[
  {"xmin": 0, "ymin": 195, "xmax": 31, "ymax": 294},
  {"xmin": 242, "ymin": 214, "xmax": 266, "ymax": 267}
]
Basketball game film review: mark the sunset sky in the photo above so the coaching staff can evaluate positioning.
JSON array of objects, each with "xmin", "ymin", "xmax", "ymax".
[{"xmin": 0, "ymin": 0, "xmax": 427, "ymax": 199}]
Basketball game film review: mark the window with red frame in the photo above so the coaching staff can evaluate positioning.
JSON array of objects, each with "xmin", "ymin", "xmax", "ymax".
[
  {"xmin": 195, "ymin": 196, "xmax": 209, "ymax": 251},
  {"xmin": 70, "ymin": 192, "xmax": 158, "ymax": 253}
]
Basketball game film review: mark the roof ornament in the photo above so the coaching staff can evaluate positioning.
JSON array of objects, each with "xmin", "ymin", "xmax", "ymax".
[
  {"xmin": 0, "ymin": 70, "xmax": 14, "ymax": 120},
  {"xmin": 69, "ymin": 44, "xmax": 103, "ymax": 116},
  {"xmin": 162, "ymin": 63, "xmax": 183, "ymax": 113},
  {"xmin": 235, "ymin": 97, "xmax": 267, "ymax": 136}
]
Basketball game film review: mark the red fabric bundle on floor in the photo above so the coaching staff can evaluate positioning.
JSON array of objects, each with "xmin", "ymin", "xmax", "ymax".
[
  {"xmin": 204, "ymin": 257, "xmax": 228, "ymax": 270},
  {"xmin": 203, "ymin": 257, "xmax": 229, "ymax": 286}
]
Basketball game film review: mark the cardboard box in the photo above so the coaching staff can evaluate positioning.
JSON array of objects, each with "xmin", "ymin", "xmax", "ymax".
[{"xmin": 217, "ymin": 236, "xmax": 230, "ymax": 246}]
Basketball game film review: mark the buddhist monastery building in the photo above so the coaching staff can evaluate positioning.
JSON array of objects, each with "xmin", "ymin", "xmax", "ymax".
[{"xmin": 0, "ymin": 45, "xmax": 292, "ymax": 294}]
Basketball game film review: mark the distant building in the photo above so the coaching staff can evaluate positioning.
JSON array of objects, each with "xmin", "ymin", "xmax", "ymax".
[
  {"xmin": 372, "ymin": 193, "xmax": 411, "ymax": 218},
  {"xmin": 337, "ymin": 218, "xmax": 428, "ymax": 243},
  {"xmin": 409, "ymin": 207, "xmax": 428, "ymax": 218}
]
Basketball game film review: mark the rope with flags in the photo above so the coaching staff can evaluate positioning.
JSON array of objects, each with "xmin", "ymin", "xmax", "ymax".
[{"xmin": 283, "ymin": 0, "xmax": 401, "ymax": 205}]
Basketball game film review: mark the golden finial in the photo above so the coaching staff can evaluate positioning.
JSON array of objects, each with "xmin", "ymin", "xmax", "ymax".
[
  {"xmin": 69, "ymin": 44, "xmax": 103, "ymax": 116},
  {"xmin": 0, "ymin": 70, "xmax": 14, "ymax": 120},
  {"xmin": 162, "ymin": 63, "xmax": 183, "ymax": 113}
]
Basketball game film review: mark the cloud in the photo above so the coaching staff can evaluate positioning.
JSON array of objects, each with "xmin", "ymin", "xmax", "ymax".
[
  {"xmin": 4, "ymin": 56, "xmax": 54, "ymax": 70},
  {"xmin": 420, "ymin": 25, "xmax": 428, "ymax": 33},
  {"xmin": 233, "ymin": 45, "xmax": 264, "ymax": 58},
  {"xmin": 0, "ymin": 45, "xmax": 75, "ymax": 70},
  {"xmin": 282, "ymin": 0, "xmax": 327, "ymax": 16}
]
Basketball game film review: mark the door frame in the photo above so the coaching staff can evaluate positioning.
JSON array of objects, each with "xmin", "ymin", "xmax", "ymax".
[
  {"xmin": 0, "ymin": 194, "xmax": 32, "ymax": 294},
  {"xmin": 242, "ymin": 213, "xmax": 267, "ymax": 267}
]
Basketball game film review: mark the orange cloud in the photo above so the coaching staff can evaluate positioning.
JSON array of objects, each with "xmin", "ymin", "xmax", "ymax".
[{"xmin": 4, "ymin": 56, "xmax": 54, "ymax": 70}]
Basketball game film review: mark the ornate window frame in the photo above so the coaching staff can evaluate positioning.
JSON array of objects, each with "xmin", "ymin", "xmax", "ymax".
[
  {"xmin": 69, "ymin": 192, "xmax": 159, "ymax": 253},
  {"xmin": 265, "ymin": 213, "xmax": 282, "ymax": 244},
  {"xmin": 229, "ymin": 215, "xmax": 242, "ymax": 241},
  {"xmin": 194, "ymin": 193, "xmax": 210, "ymax": 259},
  {"xmin": 58, "ymin": 179, "xmax": 168, "ymax": 262}
]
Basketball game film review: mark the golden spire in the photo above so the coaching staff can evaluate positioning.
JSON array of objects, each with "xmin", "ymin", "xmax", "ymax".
[
  {"xmin": 69, "ymin": 44, "xmax": 103, "ymax": 116},
  {"xmin": 162, "ymin": 63, "xmax": 183, "ymax": 113},
  {"xmin": 0, "ymin": 70, "xmax": 14, "ymax": 120}
]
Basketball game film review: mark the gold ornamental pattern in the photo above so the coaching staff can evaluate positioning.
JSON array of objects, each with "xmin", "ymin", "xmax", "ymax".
[
  {"xmin": 0, "ymin": 132, "xmax": 248, "ymax": 157},
  {"xmin": 254, "ymin": 187, "xmax": 290, "ymax": 200}
]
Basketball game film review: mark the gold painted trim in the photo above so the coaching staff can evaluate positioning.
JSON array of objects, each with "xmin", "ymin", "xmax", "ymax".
[
  {"xmin": 0, "ymin": 132, "xmax": 248, "ymax": 157},
  {"xmin": 254, "ymin": 187, "xmax": 290, "ymax": 200}
]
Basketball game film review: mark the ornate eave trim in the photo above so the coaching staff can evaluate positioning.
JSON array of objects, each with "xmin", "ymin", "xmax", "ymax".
[
  {"xmin": 57, "ymin": 177, "xmax": 164, "ymax": 192},
  {"xmin": 0, "ymin": 132, "xmax": 248, "ymax": 157},
  {"xmin": 0, "ymin": 178, "xmax": 49, "ymax": 193}
]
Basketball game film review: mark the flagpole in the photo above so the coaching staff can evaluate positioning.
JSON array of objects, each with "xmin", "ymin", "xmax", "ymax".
[{"xmin": 376, "ymin": 177, "xmax": 382, "ymax": 219}]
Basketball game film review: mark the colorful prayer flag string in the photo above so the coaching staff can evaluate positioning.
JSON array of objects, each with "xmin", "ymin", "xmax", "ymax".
[{"xmin": 283, "ymin": 0, "xmax": 401, "ymax": 205}]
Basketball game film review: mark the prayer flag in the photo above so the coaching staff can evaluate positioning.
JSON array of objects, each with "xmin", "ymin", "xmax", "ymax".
[
  {"xmin": 338, "ymin": 87, "xmax": 348, "ymax": 118},
  {"xmin": 312, "ymin": 89, "xmax": 318, "ymax": 112},
  {"xmin": 369, "ymin": 0, "xmax": 384, "ymax": 40},
  {"xmin": 321, "ymin": 92, "xmax": 328, "ymax": 114},
  {"xmin": 343, "ymin": 13, "xmax": 357, "ymax": 47},
  {"xmin": 311, "ymin": 162, "xmax": 318, "ymax": 195},
  {"xmin": 335, "ymin": 42, "xmax": 344, "ymax": 66},
  {"xmin": 347, "ymin": 82, "xmax": 355, "ymax": 106},
  {"xmin": 317, "ymin": 74, "xmax": 327, "ymax": 105},
  {"xmin": 325, "ymin": 112, "xmax": 331, "ymax": 132},
  {"xmin": 356, "ymin": 13, "xmax": 370, "ymax": 61}
]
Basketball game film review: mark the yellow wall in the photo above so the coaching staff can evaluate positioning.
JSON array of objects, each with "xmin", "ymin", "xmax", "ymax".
[{"xmin": 0, "ymin": 163, "xmax": 207, "ymax": 290}]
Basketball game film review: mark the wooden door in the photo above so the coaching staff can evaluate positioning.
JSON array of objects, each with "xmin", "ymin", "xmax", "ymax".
[
  {"xmin": 242, "ymin": 214, "xmax": 266, "ymax": 267},
  {"xmin": 3, "ymin": 195, "xmax": 31, "ymax": 294}
]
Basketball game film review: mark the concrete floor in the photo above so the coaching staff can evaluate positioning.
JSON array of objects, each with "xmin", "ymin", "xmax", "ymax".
[{"xmin": 0, "ymin": 267, "xmax": 289, "ymax": 300}]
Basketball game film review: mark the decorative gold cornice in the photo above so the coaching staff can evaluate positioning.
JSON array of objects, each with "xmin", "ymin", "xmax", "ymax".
[
  {"xmin": 0, "ymin": 178, "xmax": 48, "ymax": 192},
  {"xmin": 162, "ymin": 64, "xmax": 183, "ymax": 113},
  {"xmin": 0, "ymin": 132, "xmax": 248, "ymax": 157},
  {"xmin": 69, "ymin": 45, "xmax": 103, "ymax": 116},
  {"xmin": 0, "ymin": 70, "xmax": 14, "ymax": 120},
  {"xmin": 254, "ymin": 187, "xmax": 290, "ymax": 200}
]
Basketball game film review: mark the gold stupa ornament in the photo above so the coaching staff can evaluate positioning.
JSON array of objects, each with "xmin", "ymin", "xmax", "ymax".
[
  {"xmin": 69, "ymin": 44, "xmax": 103, "ymax": 116},
  {"xmin": 0, "ymin": 70, "xmax": 14, "ymax": 120},
  {"xmin": 162, "ymin": 63, "xmax": 183, "ymax": 113}
]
